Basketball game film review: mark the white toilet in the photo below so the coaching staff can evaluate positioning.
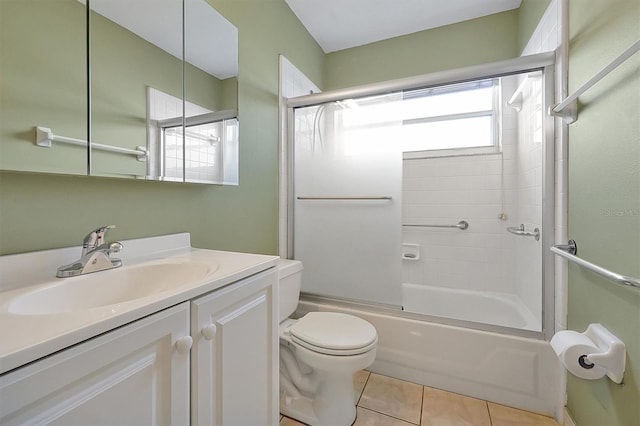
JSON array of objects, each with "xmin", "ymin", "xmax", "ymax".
[{"xmin": 278, "ymin": 259, "xmax": 378, "ymax": 426}]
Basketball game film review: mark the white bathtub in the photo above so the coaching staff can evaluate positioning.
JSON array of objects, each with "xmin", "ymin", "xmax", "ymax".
[
  {"xmin": 402, "ymin": 283, "xmax": 540, "ymax": 331},
  {"xmin": 297, "ymin": 297, "xmax": 563, "ymax": 421}
]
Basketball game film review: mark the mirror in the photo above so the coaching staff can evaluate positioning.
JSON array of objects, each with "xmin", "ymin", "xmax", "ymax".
[
  {"xmin": 183, "ymin": 0, "xmax": 239, "ymax": 184},
  {"xmin": 91, "ymin": 0, "xmax": 239, "ymax": 184},
  {"xmin": 0, "ymin": 0, "xmax": 239, "ymax": 185}
]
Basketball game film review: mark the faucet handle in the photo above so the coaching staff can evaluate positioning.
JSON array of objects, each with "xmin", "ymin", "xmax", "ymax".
[
  {"xmin": 83, "ymin": 225, "xmax": 116, "ymax": 253},
  {"xmin": 108, "ymin": 241, "xmax": 123, "ymax": 254}
]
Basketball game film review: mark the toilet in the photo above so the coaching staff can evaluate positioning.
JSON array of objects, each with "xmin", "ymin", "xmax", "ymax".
[{"xmin": 278, "ymin": 259, "xmax": 378, "ymax": 426}]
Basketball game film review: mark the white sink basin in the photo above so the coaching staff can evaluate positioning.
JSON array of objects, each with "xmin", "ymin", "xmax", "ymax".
[{"xmin": 6, "ymin": 260, "xmax": 218, "ymax": 315}]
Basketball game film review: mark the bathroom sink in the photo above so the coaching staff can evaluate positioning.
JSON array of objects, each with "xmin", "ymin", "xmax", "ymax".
[{"xmin": 6, "ymin": 260, "xmax": 217, "ymax": 315}]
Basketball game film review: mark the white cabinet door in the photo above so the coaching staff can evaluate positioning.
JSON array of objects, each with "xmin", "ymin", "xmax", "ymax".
[
  {"xmin": 191, "ymin": 269, "xmax": 278, "ymax": 426},
  {"xmin": 0, "ymin": 303, "xmax": 191, "ymax": 425}
]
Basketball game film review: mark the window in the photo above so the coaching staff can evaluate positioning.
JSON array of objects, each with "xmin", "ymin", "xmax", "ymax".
[{"xmin": 337, "ymin": 79, "xmax": 499, "ymax": 157}]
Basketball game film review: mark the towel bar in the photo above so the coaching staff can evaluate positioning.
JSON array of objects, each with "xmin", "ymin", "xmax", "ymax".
[{"xmin": 551, "ymin": 240, "xmax": 640, "ymax": 289}]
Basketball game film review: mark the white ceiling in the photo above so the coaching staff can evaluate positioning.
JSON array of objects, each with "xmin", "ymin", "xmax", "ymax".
[{"xmin": 284, "ymin": 0, "xmax": 522, "ymax": 53}]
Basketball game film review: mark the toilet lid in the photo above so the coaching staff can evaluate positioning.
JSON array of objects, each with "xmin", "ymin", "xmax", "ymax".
[{"xmin": 289, "ymin": 312, "xmax": 377, "ymax": 355}]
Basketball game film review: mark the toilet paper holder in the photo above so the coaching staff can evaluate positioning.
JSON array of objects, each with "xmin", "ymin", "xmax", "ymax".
[{"xmin": 567, "ymin": 323, "xmax": 626, "ymax": 384}]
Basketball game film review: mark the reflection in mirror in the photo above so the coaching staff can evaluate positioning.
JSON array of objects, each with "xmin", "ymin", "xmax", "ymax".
[
  {"xmin": 0, "ymin": 0, "xmax": 87, "ymax": 176},
  {"xmin": 184, "ymin": 0, "xmax": 239, "ymax": 184},
  {"xmin": 90, "ymin": 0, "xmax": 184, "ymax": 179},
  {"xmin": 147, "ymin": 89, "xmax": 238, "ymax": 183},
  {"xmin": 90, "ymin": 0, "xmax": 239, "ymax": 184},
  {"xmin": 182, "ymin": 114, "xmax": 239, "ymax": 184}
]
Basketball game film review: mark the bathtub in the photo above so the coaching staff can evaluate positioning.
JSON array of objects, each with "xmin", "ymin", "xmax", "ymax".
[
  {"xmin": 401, "ymin": 283, "xmax": 540, "ymax": 331},
  {"xmin": 297, "ymin": 296, "xmax": 563, "ymax": 420}
]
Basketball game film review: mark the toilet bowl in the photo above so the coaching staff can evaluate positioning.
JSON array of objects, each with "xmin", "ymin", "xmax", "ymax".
[{"xmin": 278, "ymin": 259, "xmax": 378, "ymax": 426}]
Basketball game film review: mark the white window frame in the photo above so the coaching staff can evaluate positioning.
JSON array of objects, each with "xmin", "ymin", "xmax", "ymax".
[
  {"xmin": 400, "ymin": 79, "xmax": 500, "ymax": 159},
  {"xmin": 156, "ymin": 110, "xmax": 236, "ymax": 182}
]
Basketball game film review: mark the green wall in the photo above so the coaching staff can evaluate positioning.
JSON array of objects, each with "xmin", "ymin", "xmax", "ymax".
[
  {"xmin": 325, "ymin": 10, "xmax": 519, "ymax": 90},
  {"xmin": 0, "ymin": 0, "xmax": 87, "ymax": 176},
  {"xmin": 0, "ymin": 0, "xmax": 325, "ymax": 255},
  {"xmin": 566, "ymin": 1, "xmax": 640, "ymax": 425}
]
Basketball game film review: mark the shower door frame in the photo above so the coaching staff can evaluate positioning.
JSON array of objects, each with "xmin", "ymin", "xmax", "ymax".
[{"xmin": 284, "ymin": 52, "xmax": 557, "ymax": 340}]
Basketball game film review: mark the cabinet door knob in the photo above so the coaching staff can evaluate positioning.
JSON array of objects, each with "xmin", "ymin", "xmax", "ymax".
[
  {"xmin": 201, "ymin": 324, "xmax": 217, "ymax": 340},
  {"xmin": 175, "ymin": 335, "xmax": 193, "ymax": 354}
]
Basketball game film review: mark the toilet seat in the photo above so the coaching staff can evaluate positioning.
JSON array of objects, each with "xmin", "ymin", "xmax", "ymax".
[{"xmin": 288, "ymin": 312, "xmax": 378, "ymax": 356}]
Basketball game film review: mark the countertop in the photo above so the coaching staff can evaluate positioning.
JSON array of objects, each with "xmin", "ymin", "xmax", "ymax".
[{"xmin": 0, "ymin": 233, "xmax": 278, "ymax": 375}]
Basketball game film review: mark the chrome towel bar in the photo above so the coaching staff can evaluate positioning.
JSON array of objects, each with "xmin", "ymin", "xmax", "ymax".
[
  {"xmin": 297, "ymin": 196, "xmax": 392, "ymax": 200},
  {"xmin": 403, "ymin": 220, "xmax": 469, "ymax": 230},
  {"xmin": 507, "ymin": 224, "xmax": 540, "ymax": 241},
  {"xmin": 551, "ymin": 240, "xmax": 640, "ymax": 289}
]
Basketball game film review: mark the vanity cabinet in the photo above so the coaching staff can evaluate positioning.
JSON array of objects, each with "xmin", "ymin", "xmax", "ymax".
[
  {"xmin": 0, "ymin": 302, "xmax": 191, "ymax": 425},
  {"xmin": 191, "ymin": 269, "xmax": 278, "ymax": 425},
  {"xmin": 0, "ymin": 268, "xmax": 277, "ymax": 425}
]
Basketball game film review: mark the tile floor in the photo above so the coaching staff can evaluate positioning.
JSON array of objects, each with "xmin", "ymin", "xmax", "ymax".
[{"xmin": 280, "ymin": 371, "xmax": 560, "ymax": 426}]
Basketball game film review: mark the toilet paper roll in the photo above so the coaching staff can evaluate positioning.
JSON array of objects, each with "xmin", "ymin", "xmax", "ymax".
[{"xmin": 550, "ymin": 331, "xmax": 606, "ymax": 380}]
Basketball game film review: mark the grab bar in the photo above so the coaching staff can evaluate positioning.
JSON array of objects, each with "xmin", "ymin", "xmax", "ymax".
[
  {"xmin": 297, "ymin": 196, "xmax": 392, "ymax": 200},
  {"xmin": 507, "ymin": 224, "xmax": 540, "ymax": 241},
  {"xmin": 549, "ymin": 40, "xmax": 640, "ymax": 123},
  {"xmin": 403, "ymin": 220, "xmax": 469, "ymax": 230},
  {"xmin": 35, "ymin": 126, "xmax": 147, "ymax": 161},
  {"xmin": 551, "ymin": 240, "xmax": 640, "ymax": 289}
]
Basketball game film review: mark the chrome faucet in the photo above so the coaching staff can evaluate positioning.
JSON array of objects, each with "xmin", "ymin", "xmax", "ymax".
[{"xmin": 57, "ymin": 225, "xmax": 123, "ymax": 278}]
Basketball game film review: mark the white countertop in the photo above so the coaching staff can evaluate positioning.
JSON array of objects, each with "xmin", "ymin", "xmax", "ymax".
[{"xmin": 0, "ymin": 233, "xmax": 278, "ymax": 375}]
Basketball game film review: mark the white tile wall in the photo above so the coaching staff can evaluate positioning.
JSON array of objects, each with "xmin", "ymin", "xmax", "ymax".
[
  {"xmin": 521, "ymin": 0, "xmax": 569, "ymax": 333},
  {"xmin": 402, "ymin": 152, "xmax": 518, "ymax": 294},
  {"xmin": 522, "ymin": 0, "xmax": 562, "ymax": 56},
  {"xmin": 521, "ymin": 2, "xmax": 569, "ymax": 418},
  {"xmin": 512, "ymin": 72, "xmax": 544, "ymax": 323},
  {"xmin": 401, "ymin": 70, "xmax": 546, "ymax": 327}
]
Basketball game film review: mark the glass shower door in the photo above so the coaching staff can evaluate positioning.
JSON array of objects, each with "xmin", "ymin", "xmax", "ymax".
[
  {"xmin": 292, "ymin": 98, "xmax": 403, "ymax": 306},
  {"xmin": 288, "ymin": 56, "xmax": 555, "ymax": 335}
]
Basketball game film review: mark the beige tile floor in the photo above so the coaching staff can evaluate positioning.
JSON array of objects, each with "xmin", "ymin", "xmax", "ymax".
[{"xmin": 280, "ymin": 371, "xmax": 559, "ymax": 426}]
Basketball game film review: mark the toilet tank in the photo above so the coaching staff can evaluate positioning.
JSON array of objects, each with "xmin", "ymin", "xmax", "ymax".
[{"xmin": 277, "ymin": 259, "xmax": 303, "ymax": 322}]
